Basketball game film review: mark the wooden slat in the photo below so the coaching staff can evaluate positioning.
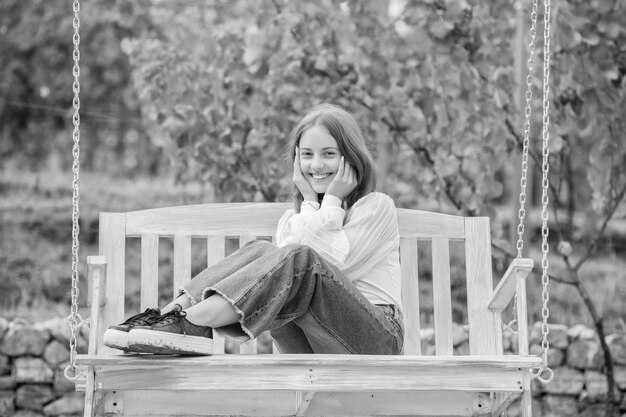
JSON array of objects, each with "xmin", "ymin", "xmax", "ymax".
[
  {"xmin": 464, "ymin": 217, "xmax": 499, "ymax": 355},
  {"xmin": 239, "ymin": 234, "xmax": 257, "ymax": 246},
  {"xmin": 238, "ymin": 235, "xmax": 259, "ymax": 354},
  {"xmin": 306, "ymin": 391, "xmax": 489, "ymax": 416},
  {"xmin": 84, "ymin": 257, "xmax": 106, "ymax": 415},
  {"xmin": 516, "ymin": 275, "xmax": 529, "ymax": 356},
  {"xmin": 400, "ymin": 238, "xmax": 420, "ymax": 354},
  {"xmin": 397, "ymin": 208, "xmax": 465, "ymax": 239},
  {"xmin": 113, "ymin": 390, "xmax": 296, "ymax": 417},
  {"xmin": 100, "ymin": 390, "xmax": 489, "ymax": 416},
  {"xmin": 207, "ymin": 236, "xmax": 226, "ymax": 267},
  {"xmin": 140, "ymin": 234, "xmax": 159, "ymax": 310},
  {"xmin": 431, "ymin": 237, "xmax": 453, "ymax": 356},
  {"xmin": 173, "ymin": 235, "xmax": 191, "ymax": 292},
  {"xmin": 98, "ymin": 213, "xmax": 126, "ymax": 355},
  {"xmin": 79, "ymin": 353, "xmax": 543, "ymax": 368},
  {"xmin": 125, "ymin": 203, "xmax": 292, "ymax": 237},
  {"xmin": 212, "ymin": 332, "xmax": 226, "ymax": 355},
  {"xmin": 85, "ymin": 354, "xmax": 531, "ymax": 392},
  {"xmin": 207, "ymin": 236, "xmax": 226, "ymax": 354},
  {"xmin": 123, "ymin": 204, "xmax": 466, "ymax": 240},
  {"xmin": 87, "ymin": 257, "xmax": 107, "ymax": 355}
]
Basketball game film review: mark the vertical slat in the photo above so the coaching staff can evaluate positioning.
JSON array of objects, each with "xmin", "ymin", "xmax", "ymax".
[
  {"xmin": 140, "ymin": 234, "xmax": 159, "ymax": 310},
  {"xmin": 464, "ymin": 217, "xmax": 498, "ymax": 355},
  {"xmin": 173, "ymin": 235, "xmax": 192, "ymax": 294},
  {"xmin": 432, "ymin": 237, "xmax": 453, "ymax": 355},
  {"xmin": 400, "ymin": 238, "xmax": 420, "ymax": 355},
  {"xmin": 207, "ymin": 236, "xmax": 226, "ymax": 354},
  {"xmin": 269, "ymin": 228, "xmax": 278, "ymax": 353},
  {"xmin": 87, "ymin": 256, "xmax": 107, "ymax": 355},
  {"xmin": 98, "ymin": 213, "xmax": 126, "ymax": 355},
  {"xmin": 84, "ymin": 258, "xmax": 106, "ymax": 417},
  {"xmin": 239, "ymin": 234, "xmax": 258, "ymax": 354},
  {"xmin": 207, "ymin": 236, "xmax": 226, "ymax": 268},
  {"xmin": 516, "ymin": 271, "xmax": 529, "ymax": 355},
  {"xmin": 239, "ymin": 234, "xmax": 257, "ymax": 247}
]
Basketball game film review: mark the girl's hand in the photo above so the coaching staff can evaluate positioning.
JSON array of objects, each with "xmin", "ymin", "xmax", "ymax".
[
  {"xmin": 292, "ymin": 147, "xmax": 317, "ymax": 201},
  {"xmin": 326, "ymin": 157, "xmax": 357, "ymax": 201}
]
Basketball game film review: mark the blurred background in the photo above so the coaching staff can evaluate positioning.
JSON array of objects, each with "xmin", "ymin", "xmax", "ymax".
[{"xmin": 0, "ymin": 0, "xmax": 624, "ymax": 337}]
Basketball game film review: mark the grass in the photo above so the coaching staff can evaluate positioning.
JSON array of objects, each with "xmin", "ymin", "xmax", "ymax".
[
  {"xmin": 0, "ymin": 168, "xmax": 215, "ymax": 322},
  {"xmin": 1, "ymin": 168, "xmax": 625, "ymax": 334}
]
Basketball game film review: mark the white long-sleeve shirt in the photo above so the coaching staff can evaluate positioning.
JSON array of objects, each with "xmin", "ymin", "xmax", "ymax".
[{"xmin": 276, "ymin": 192, "xmax": 402, "ymax": 308}]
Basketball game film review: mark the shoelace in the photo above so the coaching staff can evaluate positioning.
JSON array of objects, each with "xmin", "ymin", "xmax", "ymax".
[
  {"xmin": 151, "ymin": 309, "xmax": 187, "ymax": 326},
  {"xmin": 122, "ymin": 308, "xmax": 160, "ymax": 326}
]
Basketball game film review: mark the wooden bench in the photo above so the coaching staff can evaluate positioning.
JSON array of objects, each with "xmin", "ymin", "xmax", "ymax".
[{"xmin": 75, "ymin": 202, "xmax": 540, "ymax": 416}]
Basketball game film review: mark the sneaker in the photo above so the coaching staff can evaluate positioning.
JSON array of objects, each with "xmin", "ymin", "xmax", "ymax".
[
  {"xmin": 126, "ymin": 310, "xmax": 213, "ymax": 355},
  {"xmin": 103, "ymin": 308, "xmax": 161, "ymax": 350}
]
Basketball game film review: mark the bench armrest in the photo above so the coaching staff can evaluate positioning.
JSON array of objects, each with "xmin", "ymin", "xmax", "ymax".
[{"xmin": 488, "ymin": 258, "xmax": 534, "ymax": 312}]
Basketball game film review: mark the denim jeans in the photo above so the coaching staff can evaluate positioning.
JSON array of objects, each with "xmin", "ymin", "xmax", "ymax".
[{"xmin": 180, "ymin": 240, "xmax": 404, "ymax": 355}]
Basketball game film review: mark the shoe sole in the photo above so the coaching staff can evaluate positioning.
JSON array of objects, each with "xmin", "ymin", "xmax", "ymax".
[
  {"xmin": 126, "ymin": 329, "xmax": 213, "ymax": 355},
  {"xmin": 103, "ymin": 328, "xmax": 130, "ymax": 350}
]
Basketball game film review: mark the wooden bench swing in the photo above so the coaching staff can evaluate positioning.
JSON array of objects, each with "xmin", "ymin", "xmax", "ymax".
[{"xmin": 63, "ymin": 0, "xmax": 555, "ymax": 416}]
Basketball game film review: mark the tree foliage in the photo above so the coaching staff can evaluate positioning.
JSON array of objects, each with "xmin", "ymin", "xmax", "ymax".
[
  {"xmin": 0, "ymin": 0, "xmax": 160, "ymax": 174},
  {"xmin": 550, "ymin": 0, "xmax": 625, "ymax": 225},
  {"xmin": 124, "ymin": 0, "xmax": 522, "ymax": 210}
]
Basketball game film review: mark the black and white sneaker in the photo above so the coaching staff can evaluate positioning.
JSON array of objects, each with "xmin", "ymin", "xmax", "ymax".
[
  {"xmin": 103, "ymin": 308, "xmax": 161, "ymax": 351},
  {"xmin": 126, "ymin": 310, "xmax": 213, "ymax": 355}
]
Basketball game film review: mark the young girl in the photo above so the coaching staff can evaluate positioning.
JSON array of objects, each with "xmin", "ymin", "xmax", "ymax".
[{"xmin": 103, "ymin": 103, "xmax": 404, "ymax": 355}]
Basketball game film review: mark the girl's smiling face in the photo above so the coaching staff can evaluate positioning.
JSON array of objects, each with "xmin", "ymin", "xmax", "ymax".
[{"xmin": 298, "ymin": 125, "xmax": 341, "ymax": 194}]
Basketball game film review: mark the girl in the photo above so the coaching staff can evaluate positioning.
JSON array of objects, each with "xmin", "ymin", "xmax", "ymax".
[{"xmin": 103, "ymin": 103, "xmax": 404, "ymax": 355}]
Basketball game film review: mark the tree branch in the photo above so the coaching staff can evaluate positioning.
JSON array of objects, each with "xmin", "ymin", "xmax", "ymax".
[{"xmin": 574, "ymin": 180, "xmax": 626, "ymax": 271}]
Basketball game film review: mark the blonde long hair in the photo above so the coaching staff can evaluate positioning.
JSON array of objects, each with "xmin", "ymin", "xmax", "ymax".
[{"xmin": 288, "ymin": 104, "xmax": 376, "ymax": 212}]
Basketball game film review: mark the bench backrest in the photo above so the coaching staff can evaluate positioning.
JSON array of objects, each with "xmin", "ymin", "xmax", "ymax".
[{"xmin": 94, "ymin": 202, "xmax": 501, "ymax": 356}]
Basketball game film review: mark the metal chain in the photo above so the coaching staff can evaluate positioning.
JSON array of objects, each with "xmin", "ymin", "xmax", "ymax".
[
  {"xmin": 64, "ymin": 0, "xmax": 84, "ymax": 382},
  {"xmin": 505, "ymin": 0, "xmax": 539, "ymax": 335},
  {"xmin": 515, "ymin": 0, "xmax": 539, "ymax": 259},
  {"xmin": 532, "ymin": 0, "xmax": 554, "ymax": 384}
]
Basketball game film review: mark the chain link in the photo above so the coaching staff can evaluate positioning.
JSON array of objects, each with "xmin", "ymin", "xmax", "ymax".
[
  {"xmin": 532, "ymin": 0, "xmax": 554, "ymax": 383},
  {"xmin": 505, "ymin": 0, "xmax": 539, "ymax": 335},
  {"xmin": 515, "ymin": 0, "xmax": 539, "ymax": 259},
  {"xmin": 64, "ymin": 0, "xmax": 83, "ymax": 382}
]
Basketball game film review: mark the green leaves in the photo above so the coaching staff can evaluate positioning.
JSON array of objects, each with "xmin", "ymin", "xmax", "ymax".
[{"xmin": 112, "ymin": 0, "xmax": 626, "ymax": 236}]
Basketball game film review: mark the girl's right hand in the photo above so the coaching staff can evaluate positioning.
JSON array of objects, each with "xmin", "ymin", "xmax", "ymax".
[{"xmin": 293, "ymin": 147, "xmax": 317, "ymax": 202}]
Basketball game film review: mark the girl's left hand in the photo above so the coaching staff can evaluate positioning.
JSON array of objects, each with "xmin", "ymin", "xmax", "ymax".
[{"xmin": 326, "ymin": 157, "xmax": 357, "ymax": 201}]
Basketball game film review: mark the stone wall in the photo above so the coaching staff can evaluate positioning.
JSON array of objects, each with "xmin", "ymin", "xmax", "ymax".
[
  {"xmin": 0, "ymin": 317, "xmax": 86, "ymax": 417},
  {"xmin": 1, "ymin": 317, "xmax": 626, "ymax": 417},
  {"xmin": 426, "ymin": 322, "xmax": 626, "ymax": 417}
]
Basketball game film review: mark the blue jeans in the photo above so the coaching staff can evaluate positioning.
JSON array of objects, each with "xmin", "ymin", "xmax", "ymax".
[{"xmin": 180, "ymin": 240, "xmax": 403, "ymax": 355}]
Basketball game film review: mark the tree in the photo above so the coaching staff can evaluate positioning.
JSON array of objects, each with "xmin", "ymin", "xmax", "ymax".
[
  {"xmin": 124, "ymin": 0, "xmax": 520, "ymax": 213},
  {"xmin": 0, "ymin": 0, "xmax": 162, "ymax": 175}
]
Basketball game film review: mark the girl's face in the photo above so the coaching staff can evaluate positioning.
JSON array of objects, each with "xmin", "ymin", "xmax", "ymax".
[{"xmin": 298, "ymin": 125, "xmax": 342, "ymax": 194}]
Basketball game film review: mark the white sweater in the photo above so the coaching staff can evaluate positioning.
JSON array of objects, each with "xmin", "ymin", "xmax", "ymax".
[{"xmin": 276, "ymin": 192, "xmax": 402, "ymax": 308}]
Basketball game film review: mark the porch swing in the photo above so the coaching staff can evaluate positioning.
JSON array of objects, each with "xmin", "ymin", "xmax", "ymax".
[{"xmin": 64, "ymin": 0, "xmax": 556, "ymax": 416}]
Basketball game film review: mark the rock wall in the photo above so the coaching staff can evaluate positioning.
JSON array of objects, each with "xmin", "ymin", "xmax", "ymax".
[
  {"xmin": 0, "ymin": 317, "xmax": 86, "ymax": 417},
  {"xmin": 1, "ymin": 317, "xmax": 625, "ymax": 417}
]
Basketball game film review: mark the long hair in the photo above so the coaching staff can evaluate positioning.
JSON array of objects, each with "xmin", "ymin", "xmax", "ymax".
[{"xmin": 288, "ymin": 104, "xmax": 376, "ymax": 212}]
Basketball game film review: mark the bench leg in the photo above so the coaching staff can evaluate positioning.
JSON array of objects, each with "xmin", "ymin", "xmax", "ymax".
[
  {"xmin": 521, "ymin": 385, "xmax": 532, "ymax": 417},
  {"xmin": 83, "ymin": 368, "xmax": 95, "ymax": 417}
]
